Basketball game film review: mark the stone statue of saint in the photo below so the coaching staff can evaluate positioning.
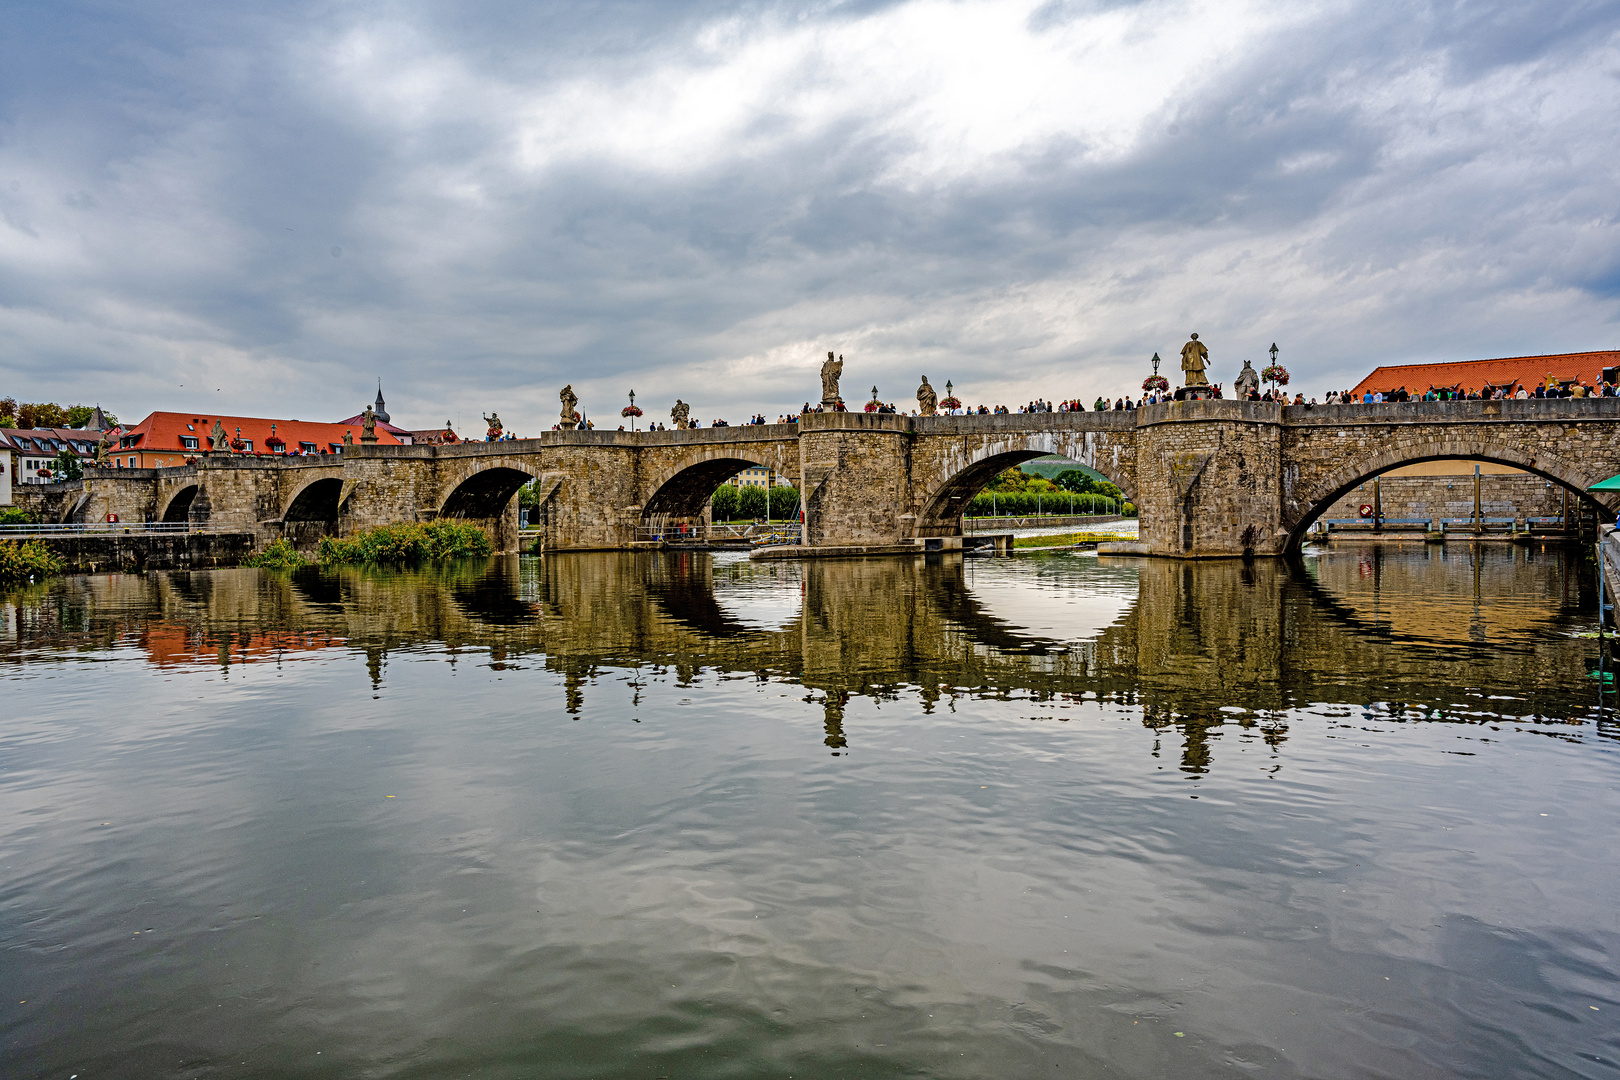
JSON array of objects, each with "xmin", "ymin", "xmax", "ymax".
[
  {"xmin": 361, "ymin": 404, "xmax": 377, "ymax": 439},
  {"xmin": 1234, "ymin": 358, "xmax": 1260, "ymax": 398},
  {"xmin": 821, "ymin": 351, "xmax": 844, "ymax": 405},
  {"xmin": 342, "ymin": 429, "xmax": 353, "ymax": 446},
  {"xmin": 1180, "ymin": 333, "xmax": 1210, "ymax": 387},
  {"xmin": 93, "ymin": 438, "xmax": 109, "ymax": 466},
  {"xmin": 210, "ymin": 419, "xmax": 229, "ymax": 452},
  {"xmin": 917, "ymin": 376, "xmax": 938, "ymax": 416},
  {"xmin": 483, "ymin": 411, "xmax": 503, "ymax": 441},
  {"xmin": 558, "ymin": 385, "xmax": 579, "ymax": 430},
  {"xmin": 670, "ymin": 399, "xmax": 691, "ymax": 430}
]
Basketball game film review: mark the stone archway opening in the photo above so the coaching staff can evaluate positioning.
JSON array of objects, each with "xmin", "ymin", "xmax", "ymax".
[
  {"xmin": 160, "ymin": 485, "xmax": 198, "ymax": 523},
  {"xmin": 440, "ymin": 467, "xmax": 537, "ymax": 553},
  {"xmin": 441, "ymin": 467, "xmax": 537, "ymax": 519},
  {"xmin": 283, "ymin": 476, "xmax": 344, "ymax": 548},
  {"xmin": 641, "ymin": 456, "xmax": 776, "ymax": 539},
  {"xmin": 916, "ymin": 449, "xmax": 1133, "ymax": 538},
  {"xmin": 285, "ymin": 477, "xmax": 343, "ymax": 522},
  {"xmin": 1286, "ymin": 453, "xmax": 1617, "ymax": 554}
]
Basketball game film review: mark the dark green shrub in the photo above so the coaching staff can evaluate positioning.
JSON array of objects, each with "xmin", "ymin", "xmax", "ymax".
[
  {"xmin": 0, "ymin": 540, "xmax": 63, "ymax": 584},
  {"xmin": 0, "ymin": 507, "xmax": 36, "ymax": 525},
  {"xmin": 242, "ymin": 538, "xmax": 307, "ymax": 569}
]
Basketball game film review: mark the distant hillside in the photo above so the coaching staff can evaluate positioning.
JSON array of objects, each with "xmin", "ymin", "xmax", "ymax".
[{"xmin": 1018, "ymin": 456, "xmax": 1105, "ymax": 481}]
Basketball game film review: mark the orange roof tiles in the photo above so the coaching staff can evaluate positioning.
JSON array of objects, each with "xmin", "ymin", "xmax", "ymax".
[
  {"xmin": 119, "ymin": 411, "xmax": 403, "ymax": 455},
  {"xmin": 1349, "ymin": 350, "xmax": 1620, "ymax": 399}
]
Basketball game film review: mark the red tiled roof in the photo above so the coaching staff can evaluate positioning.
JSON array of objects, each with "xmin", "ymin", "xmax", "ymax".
[
  {"xmin": 1349, "ymin": 351, "xmax": 1620, "ymax": 398},
  {"xmin": 0, "ymin": 427, "xmax": 114, "ymax": 458},
  {"xmin": 334, "ymin": 413, "xmax": 413, "ymax": 435},
  {"xmin": 119, "ymin": 411, "xmax": 403, "ymax": 455}
]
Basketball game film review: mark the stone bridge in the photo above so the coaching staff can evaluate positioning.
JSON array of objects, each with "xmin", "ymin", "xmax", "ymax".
[{"xmin": 26, "ymin": 398, "xmax": 1620, "ymax": 558}]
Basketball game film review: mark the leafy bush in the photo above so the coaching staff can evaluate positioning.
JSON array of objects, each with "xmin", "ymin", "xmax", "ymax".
[
  {"xmin": 318, "ymin": 520, "xmax": 493, "ymax": 565},
  {"xmin": 1122, "ymin": 501, "xmax": 1137, "ymax": 518},
  {"xmin": 0, "ymin": 540, "xmax": 63, "ymax": 584},
  {"xmin": 242, "ymin": 538, "xmax": 307, "ymax": 569},
  {"xmin": 0, "ymin": 507, "xmax": 36, "ymax": 525}
]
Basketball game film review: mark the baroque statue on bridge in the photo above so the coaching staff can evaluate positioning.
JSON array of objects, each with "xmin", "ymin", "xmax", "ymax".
[
  {"xmin": 670, "ymin": 399, "xmax": 691, "ymax": 430},
  {"xmin": 361, "ymin": 404, "xmax": 377, "ymax": 441},
  {"xmin": 558, "ymin": 386, "xmax": 579, "ymax": 431},
  {"xmin": 917, "ymin": 376, "xmax": 938, "ymax": 416},
  {"xmin": 1234, "ymin": 358, "xmax": 1260, "ymax": 398},
  {"xmin": 1180, "ymin": 333, "xmax": 1210, "ymax": 388},
  {"xmin": 484, "ymin": 411, "xmax": 504, "ymax": 441},
  {"xmin": 821, "ymin": 351, "xmax": 844, "ymax": 406},
  {"xmin": 210, "ymin": 419, "xmax": 229, "ymax": 452}
]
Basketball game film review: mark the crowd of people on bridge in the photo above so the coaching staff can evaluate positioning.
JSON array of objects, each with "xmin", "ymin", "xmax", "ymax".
[{"xmin": 599, "ymin": 370, "xmax": 1615, "ymax": 433}]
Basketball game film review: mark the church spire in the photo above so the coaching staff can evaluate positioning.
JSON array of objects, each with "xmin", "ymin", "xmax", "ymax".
[{"xmin": 373, "ymin": 379, "xmax": 390, "ymax": 424}]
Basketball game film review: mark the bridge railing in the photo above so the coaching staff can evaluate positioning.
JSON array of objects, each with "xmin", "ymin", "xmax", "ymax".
[
  {"xmin": 0, "ymin": 522, "xmax": 231, "ymax": 538},
  {"xmin": 635, "ymin": 522, "xmax": 787, "ymax": 544}
]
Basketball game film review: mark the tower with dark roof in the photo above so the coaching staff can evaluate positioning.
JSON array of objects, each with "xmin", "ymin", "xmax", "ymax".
[{"xmin": 373, "ymin": 381, "xmax": 391, "ymax": 425}]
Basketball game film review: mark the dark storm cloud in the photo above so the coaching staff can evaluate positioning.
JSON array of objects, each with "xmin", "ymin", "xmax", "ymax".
[{"xmin": 0, "ymin": 0, "xmax": 1616, "ymax": 430}]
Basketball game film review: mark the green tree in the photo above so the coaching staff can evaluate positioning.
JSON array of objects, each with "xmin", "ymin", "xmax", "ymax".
[
  {"xmin": 0, "ymin": 397, "xmax": 16, "ymax": 425},
  {"xmin": 711, "ymin": 484, "xmax": 739, "ymax": 521},
  {"xmin": 50, "ymin": 449, "xmax": 84, "ymax": 481},
  {"xmin": 737, "ymin": 484, "xmax": 768, "ymax": 520},
  {"xmin": 65, "ymin": 405, "xmax": 117, "ymax": 429},
  {"xmin": 18, "ymin": 402, "xmax": 67, "ymax": 429},
  {"xmin": 768, "ymin": 485, "xmax": 800, "ymax": 520},
  {"xmin": 984, "ymin": 467, "xmax": 1030, "ymax": 492},
  {"xmin": 1055, "ymin": 469, "xmax": 1097, "ymax": 494}
]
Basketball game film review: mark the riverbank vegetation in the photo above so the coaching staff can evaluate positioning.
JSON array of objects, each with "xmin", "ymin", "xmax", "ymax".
[
  {"xmin": 242, "ymin": 538, "xmax": 308, "ymax": 569},
  {"xmin": 317, "ymin": 521, "xmax": 493, "ymax": 564},
  {"xmin": 0, "ymin": 540, "xmax": 64, "ymax": 585}
]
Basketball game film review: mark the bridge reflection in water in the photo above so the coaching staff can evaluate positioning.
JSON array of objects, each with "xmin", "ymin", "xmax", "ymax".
[{"xmin": 3, "ymin": 543, "xmax": 1605, "ymax": 773}]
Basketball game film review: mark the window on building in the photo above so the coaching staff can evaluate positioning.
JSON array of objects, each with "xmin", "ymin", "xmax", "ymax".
[
  {"xmin": 330, "ymin": 444, "xmax": 343, "ymax": 454},
  {"xmin": 239, "ymin": 441, "xmax": 253, "ymax": 452},
  {"xmin": 181, "ymin": 436, "xmax": 199, "ymax": 450},
  {"xmin": 299, "ymin": 441, "xmax": 318, "ymax": 453},
  {"xmin": 129, "ymin": 457, "xmax": 137, "ymax": 468}
]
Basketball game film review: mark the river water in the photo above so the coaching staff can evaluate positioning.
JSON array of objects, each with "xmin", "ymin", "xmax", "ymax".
[{"xmin": 2, "ymin": 544, "xmax": 1617, "ymax": 1079}]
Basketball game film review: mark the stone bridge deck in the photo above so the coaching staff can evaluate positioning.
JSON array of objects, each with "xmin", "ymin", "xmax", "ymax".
[{"xmin": 17, "ymin": 399, "xmax": 1620, "ymax": 558}]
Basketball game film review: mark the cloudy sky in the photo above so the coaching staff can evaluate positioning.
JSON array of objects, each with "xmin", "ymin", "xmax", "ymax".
[{"xmin": 2, "ymin": 0, "xmax": 1617, "ymax": 432}]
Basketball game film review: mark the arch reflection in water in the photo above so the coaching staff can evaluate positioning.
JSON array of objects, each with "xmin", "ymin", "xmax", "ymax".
[{"xmin": 1, "ymin": 545, "xmax": 1606, "ymax": 773}]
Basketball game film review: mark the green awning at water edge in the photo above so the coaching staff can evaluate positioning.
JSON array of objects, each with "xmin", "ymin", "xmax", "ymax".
[{"xmin": 1590, "ymin": 473, "xmax": 1620, "ymax": 491}]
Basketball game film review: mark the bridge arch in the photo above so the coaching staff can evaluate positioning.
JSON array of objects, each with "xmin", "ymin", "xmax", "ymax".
[
  {"xmin": 284, "ymin": 476, "xmax": 343, "ymax": 523},
  {"xmin": 1285, "ymin": 441, "xmax": 1620, "ymax": 552},
  {"xmin": 915, "ymin": 438, "xmax": 1137, "ymax": 536},
  {"xmin": 642, "ymin": 453, "xmax": 782, "ymax": 521},
  {"xmin": 440, "ymin": 466, "xmax": 537, "ymax": 519},
  {"xmin": 160, "ymin": 484, "xmax": 199, "ymax": 523}
]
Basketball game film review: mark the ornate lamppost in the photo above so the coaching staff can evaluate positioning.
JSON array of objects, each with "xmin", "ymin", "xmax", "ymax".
[
  {"xmin": 941, "ymin": 379, "xmax": 961, "ymax": 414},
  {"xmin": 1262, "ymin": 342, "xmax": 1290, "ymax": 397},
  {"xmin": 1142, "ymin": 352, "xmax": 1168, "ymax": 399},
  {"xmin": 622, "ymin": 389, "xmax": 643, "ymax": 431}
]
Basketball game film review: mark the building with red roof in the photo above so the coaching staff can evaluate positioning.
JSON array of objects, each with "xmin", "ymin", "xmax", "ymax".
[
  {"xmin": 112, "ymin": 411, "xmax": 402, "ymax": 469},
  {"xmin": 1348, "ymin": 350, "xmax": 1620, "ymax": 401}
]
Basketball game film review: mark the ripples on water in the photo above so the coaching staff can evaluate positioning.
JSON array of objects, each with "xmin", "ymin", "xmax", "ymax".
[{"xmin": 1, "ymin": 544, "xmax": 1617, "ymax": 1079}]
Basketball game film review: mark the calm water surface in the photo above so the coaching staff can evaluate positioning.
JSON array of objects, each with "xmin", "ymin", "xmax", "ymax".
[{"xmin": 2, "ymin": 545, "xmax": 1617, "ymax": 1079}]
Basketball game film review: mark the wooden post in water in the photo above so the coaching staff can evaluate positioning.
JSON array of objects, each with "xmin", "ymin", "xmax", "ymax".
[
  {"xmin": 1373, "ymin": 477, "xmax": 1382, "ymax": 531},
  {"xmin": 1474, "ymin": 464, "xmax": 1482, "ymax": 534}
]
